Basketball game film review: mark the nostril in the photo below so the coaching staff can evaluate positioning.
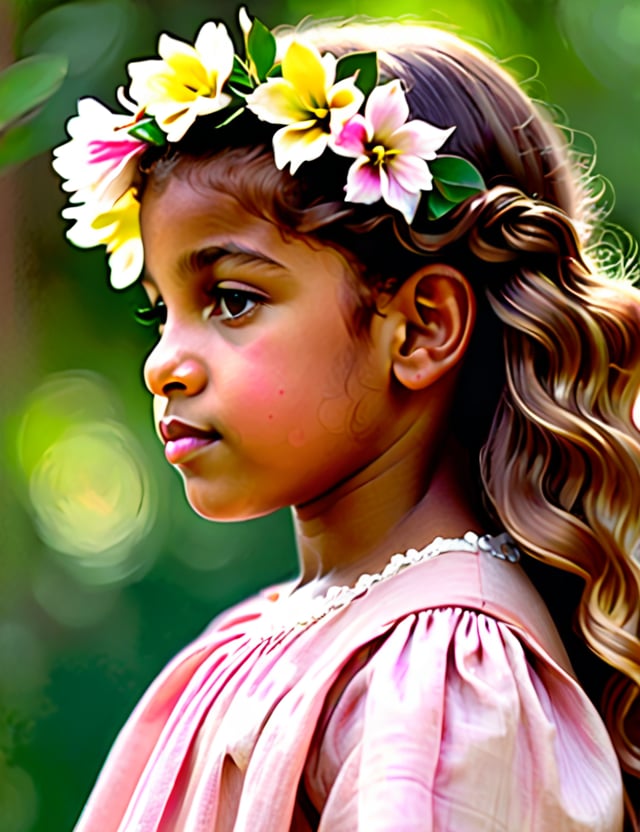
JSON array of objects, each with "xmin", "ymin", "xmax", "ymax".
[
  {"xmin": 145, "ymin": 356, "xmax": 207, "ymax": 397},
  {"xmin": 163, "ymin": 380, "xmax": 188, "ymax": 395}
]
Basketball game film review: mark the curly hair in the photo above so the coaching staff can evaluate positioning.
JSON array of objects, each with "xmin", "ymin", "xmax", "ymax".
[{"xmin": 143, "ymin": 21, "xmax": 640, "ymax": 822}]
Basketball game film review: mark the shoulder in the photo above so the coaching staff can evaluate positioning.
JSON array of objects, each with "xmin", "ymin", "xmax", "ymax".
[
  {"xmin": 306, "ymin": 602, "xmax": 624, "ymax": 831},
  {"xmin": 328, "ymin": 542, "xmax": 573, "ymax": 674}
]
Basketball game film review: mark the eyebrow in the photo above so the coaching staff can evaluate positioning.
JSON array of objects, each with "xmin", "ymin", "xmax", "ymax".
[
  {"xmin": 143, "ymin": 244, "xmax": 284, "ymax": 289},
  {"xmin": 182, "ymin": 244, "xmax": 284, "ymax": 276}
]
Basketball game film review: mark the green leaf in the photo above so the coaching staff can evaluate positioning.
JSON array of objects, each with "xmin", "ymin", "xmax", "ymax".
[
  {"xmin": 425, "ymin": 188, "xmax": 457, "ymax": 221},
  {"xmin": 335, "ymin": 52, "xmax": 378, "ymax": 97},
  {"xmin": 247, "ymin": 17, "xmax": 277, "ymax": 82},
  {"xmin": 20, "ymin": 0, "xmax": 131, "ymax": 78},
  {"xmin": 127, "ymin": 119, "xmax": 165, "ymax": 146},
  {"xmin": 0, "ymin": 54, "xmax": 68, "ymax": 133},
  {"xmin": 266, "ymin": 63, "xmax": 282, "ymax": 78},
  {"xmin": 429, "ymin": 155, "xmax": 486, "ymax": 202},
  {"xmin": 426, "ymin": 191, "xmax": 456, "ymax": 221},
  {"xmin": 229, "ymin": 56, "xmax": 252, "ymax": 89}
]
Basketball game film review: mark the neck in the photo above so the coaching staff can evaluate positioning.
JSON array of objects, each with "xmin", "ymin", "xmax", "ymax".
[{"xmin": 291, "ymin": 432, "xmax": 483, "ymax": 593}]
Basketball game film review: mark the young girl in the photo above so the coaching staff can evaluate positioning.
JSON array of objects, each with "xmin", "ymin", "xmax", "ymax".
[{"xmin": 52, "ymin": 10, "xmax": 640, "ymax": 830}]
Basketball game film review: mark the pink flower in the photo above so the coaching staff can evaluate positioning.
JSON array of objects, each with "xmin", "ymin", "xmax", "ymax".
[
  {"xmin": 332, "ymin": 80, "xmax": 455, "ymax": 223},
  {"xmin": 52, "ymin": 97, "xmax": 147, "ymax": 208}
]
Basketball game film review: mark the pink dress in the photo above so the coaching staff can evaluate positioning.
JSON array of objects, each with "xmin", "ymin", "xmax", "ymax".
[{"xmin": 73, "ymin": 534, "xmax": 624, "ymax": 831}]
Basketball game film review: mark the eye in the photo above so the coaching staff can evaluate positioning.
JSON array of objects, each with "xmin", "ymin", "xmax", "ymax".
[
  {"xmin": 134, "ymin": 299, "xmax": 167, "ymax": 329},
  {"xmin": 206, "ymin": 287, "xmax": 265, "ymax": 322}
]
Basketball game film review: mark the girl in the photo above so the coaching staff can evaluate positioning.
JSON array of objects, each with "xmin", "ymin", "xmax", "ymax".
[{"xmin": 52, "ymin": 10, "xmax": 640, "ymax": 830}]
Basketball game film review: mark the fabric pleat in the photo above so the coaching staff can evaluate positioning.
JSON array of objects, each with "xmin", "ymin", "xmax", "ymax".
[{"xmin": 73, "ymin": 547, "xmax": 624, "ymax": 832}]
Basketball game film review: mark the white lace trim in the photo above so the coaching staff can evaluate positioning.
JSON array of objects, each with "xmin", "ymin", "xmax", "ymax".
[{"xmin": 260, "ymin": 530, "xmax": 487, "ymax": 635}]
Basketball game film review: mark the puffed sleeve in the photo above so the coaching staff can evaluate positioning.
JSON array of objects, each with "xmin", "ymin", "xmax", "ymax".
[{"xmin": 302, "ymin": 608, "xmax": 624, "ymax": 832}]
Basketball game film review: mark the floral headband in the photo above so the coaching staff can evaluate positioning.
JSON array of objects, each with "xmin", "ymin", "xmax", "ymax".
[{"xmin": 52, "ymin": 9, "xmax": 485, "ymax": 289}]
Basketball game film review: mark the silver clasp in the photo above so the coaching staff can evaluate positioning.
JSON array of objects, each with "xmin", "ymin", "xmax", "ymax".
[{"xmin": 477, "ymin": 532, "xmax": 521, "ymax": 563}]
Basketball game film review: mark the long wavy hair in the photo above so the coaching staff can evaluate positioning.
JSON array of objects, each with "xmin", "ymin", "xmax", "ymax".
[{"xmin": 143, "ymin": 21, "xmax": 640, "ymax": 822}]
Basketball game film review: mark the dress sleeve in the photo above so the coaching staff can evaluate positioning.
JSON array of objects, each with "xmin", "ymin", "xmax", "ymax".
[{"xmin": 302, "ymin": 607, "xmax": 623, "ymax": 832}]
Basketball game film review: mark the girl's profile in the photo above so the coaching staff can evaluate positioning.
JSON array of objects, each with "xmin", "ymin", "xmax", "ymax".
[{"xmin": 52, "ymin": 9, "xmax": 640, "ymax": 830}]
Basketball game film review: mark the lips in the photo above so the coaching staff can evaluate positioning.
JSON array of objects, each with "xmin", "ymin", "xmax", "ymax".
[{"xmin": 159, "ymin": 417, "xmax": 221, "ymax": 465}]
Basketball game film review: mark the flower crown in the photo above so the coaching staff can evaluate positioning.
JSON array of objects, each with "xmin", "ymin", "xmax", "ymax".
[{"xmin": 52, "ymin": 9, "xmax": 486, "ymax": 289}]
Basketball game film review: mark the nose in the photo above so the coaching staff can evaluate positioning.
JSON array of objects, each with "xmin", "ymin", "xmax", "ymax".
[{"xmin": 143, "ymin": 337, "xmax": 208, "ymax": 398}]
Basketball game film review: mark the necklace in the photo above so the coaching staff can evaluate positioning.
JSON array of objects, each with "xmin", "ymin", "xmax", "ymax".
[{"xmin": 262, "ymin": 531, "xmax": 520, "ymax": 633}]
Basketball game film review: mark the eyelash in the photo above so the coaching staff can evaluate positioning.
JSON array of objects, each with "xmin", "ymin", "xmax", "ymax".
[
  {"xmin": 134, "ymin": 288, "xmax": 265, "ymax": 329},
  {"xmin": 135, "ymin": 300, "xmax": 166, "ymax": 328},
  {"xmin": 205, "ymin": 287, "xmax": 265, "ymax": 322}
]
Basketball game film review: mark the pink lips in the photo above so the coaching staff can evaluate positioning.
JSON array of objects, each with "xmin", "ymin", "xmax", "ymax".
[{"xmin": 159, "ymin": 417, "xmax": 220, "ymax": 464}]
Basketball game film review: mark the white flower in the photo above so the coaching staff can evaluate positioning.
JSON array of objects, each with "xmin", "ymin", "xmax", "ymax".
[
  {"xmin": 63, "ymin": 188, "xmax": 143, "ymax": 290},
  {"xmin": 52, "ymin": 97, "xmax": 147, "ymax": 208},
  {"xmin": 246, "ymin": 40, "xmax": 363, "ymax": 173},
  {"xmin": 127, "ymin": 21, "xmax": 235, "ymax": 142}
]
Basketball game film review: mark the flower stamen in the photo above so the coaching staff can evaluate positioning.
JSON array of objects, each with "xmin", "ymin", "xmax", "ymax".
[{"xmin": 369, "ymin": 144, "xmax": 401, "ymax": 166}]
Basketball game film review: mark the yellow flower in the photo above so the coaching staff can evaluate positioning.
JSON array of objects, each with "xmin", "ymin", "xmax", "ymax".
[
  {"xmin": 63, "ymin": 188, "xmax": 143, "ymax": 289},
  {"xmin": 246, "ymin": 40, "xmax": 363, "ymax": 173},
  {"xmin": 128, "ymin": 21, "xmax": 235, "ymax": 142}
]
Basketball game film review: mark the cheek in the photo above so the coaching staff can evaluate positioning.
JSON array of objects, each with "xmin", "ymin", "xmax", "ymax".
[{"xmin": 221, "ymin": 335, "xmax": 361, "ymax": 444}]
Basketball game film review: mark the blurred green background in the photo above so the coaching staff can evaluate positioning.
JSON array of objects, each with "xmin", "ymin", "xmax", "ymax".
[{"xmin": 1, "ymin": 0, "xmax": 639, "ymax": 829}]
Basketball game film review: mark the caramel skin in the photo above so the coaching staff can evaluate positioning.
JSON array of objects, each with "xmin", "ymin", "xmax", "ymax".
[{"xmin": 141, "ymin": 173, "xmax": 480, "ymax": 596}]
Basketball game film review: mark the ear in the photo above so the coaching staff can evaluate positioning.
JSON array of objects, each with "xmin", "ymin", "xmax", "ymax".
[{"xmin": 380, "ymin": 264, "xmax": 476, "ymax": 391}]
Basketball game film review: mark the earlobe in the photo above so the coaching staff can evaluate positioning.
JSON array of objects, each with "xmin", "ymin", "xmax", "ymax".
[{"xmin": 383, "ymin": 264, "xmax": 476, "ymax": 391}]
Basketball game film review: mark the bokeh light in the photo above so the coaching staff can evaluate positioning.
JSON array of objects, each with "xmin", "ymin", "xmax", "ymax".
[
  {"xmin": 558, "ymin": 0, "xmax": 640, "ymax": 90},
  {"xmin": 17, "ymin": 372, "xmax": 156, "ymax": 583}
]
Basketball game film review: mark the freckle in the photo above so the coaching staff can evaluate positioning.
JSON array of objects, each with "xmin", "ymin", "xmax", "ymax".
[
  {"xmin": 416, "ymin": 373, "xmax": 422, "ymax": 380},
  {"xmin": 268, "ymin": 414, "xmax": 273, "ymax": 420},
  {"xmin": 278, "ymin": 389, "xmax": 285, "ymax": 396}
]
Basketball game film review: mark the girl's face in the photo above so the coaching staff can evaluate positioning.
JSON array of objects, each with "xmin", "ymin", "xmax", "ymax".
[{"xmin": 140, "ymin": 168, "xmax": 403, "ymax": 521}]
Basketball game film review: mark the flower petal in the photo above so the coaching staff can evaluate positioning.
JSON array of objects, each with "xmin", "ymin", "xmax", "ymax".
[
  {"xmin": 108, "ymin": 235, "xmax": 145, "ymax": 289},
  {"xmin": 282, "ymin": 41, "xmax": 328, "ymax": 110},
  {"xmin": 52, "ymin": 98, "xmax": 146, "ymax": 206},
  {"xmin": 392, "ymin": 121, "xmax": 455, "ymax": 158},
  {"xmin": 238, "ymin": 6, "xmax": 252, "ymax": 36},
  {"xmin": 127, "ymin": 58, "xmax": 169, "ymax": 108},
  {"xmin": 194, "ymin": 21, "xmax": 235, "ymax": 81},
  {"xmin": 62, "ymin": 187, "xmax": 142, "ymax": 284},
  {"xmin": 331, "ymin": 115, "xmax": 370, "ymax": 157},
  {"xmin": 272, "ymin": 122, "xmax": 329, "ymax": 172},
  {"xmin": 382, "ymin": 168, "xmax": 421, "ymax": 223},
  {"xmin": 63, "ymin": 203, "xmax": 113, "ymax": 248},
  {"xmin": 387, "ymin": 154, "xmax": 433, "ymax": 192},
  {"xmin": 344, "ymin": 157, "xmax": 383, "ymax": 205},
  {"xmin": 327, "ymin": 77, "xmax": 365, "ymax": 131},
  {"xmin": 246, "ymin": 78, "xmax": 307, "ymax": 125},
  {"xmin": 157, "ymin": 32, "xmax": 196, "ymax": 63},
  {"xmin": 66, "ymin": 188, "xmax": 143, "ymax": 288},
  {"xmin": 195, "ymin": 21, "xmax": 234, "ymax": 85},
  {"xmin": 153, "ymin": 103, "xmax": 198, "ymax": 143},
  {"xmin": 365, "ymin": 80, "xmax": 408, "ymax": 141}
]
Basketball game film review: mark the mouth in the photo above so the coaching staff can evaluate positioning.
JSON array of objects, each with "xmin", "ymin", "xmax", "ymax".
[{"xmin": 159, "ymin": 417, "xmax": 221, "ymax": 465}]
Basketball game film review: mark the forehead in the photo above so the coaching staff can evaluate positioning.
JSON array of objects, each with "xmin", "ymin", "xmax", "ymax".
[
  {"xmin": 138, "ymin": 171, "xmax": 358, "ymax": 293},
  {"xmin": 139, "ymin": 174, "xmax": 288, "ymax": 285},
  {"xmin": 141, "ymin": 172, "xmax": 273, "ymax": 250}
]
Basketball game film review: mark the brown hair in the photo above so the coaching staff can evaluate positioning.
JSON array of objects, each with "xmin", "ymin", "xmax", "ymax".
[{"xmin": 144, "ymin": 21, "xmax": 640, "ymax": 819}]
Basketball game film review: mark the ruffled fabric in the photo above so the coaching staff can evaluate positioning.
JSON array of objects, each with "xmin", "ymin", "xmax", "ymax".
[
  {"xmin": 73, "ymin": 547, "xmax": 624, "ymax": 832},
  {"xmin": 304, "ymin": 608, "xmax": 622, "ymax": 831}
]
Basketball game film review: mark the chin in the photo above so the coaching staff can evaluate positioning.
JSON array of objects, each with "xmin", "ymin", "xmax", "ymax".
[{"xmin": 182, "ymin": 480, "xmax": 282, "ymax": 523}]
